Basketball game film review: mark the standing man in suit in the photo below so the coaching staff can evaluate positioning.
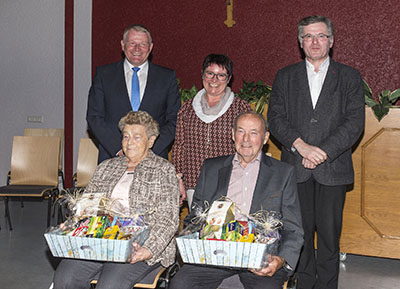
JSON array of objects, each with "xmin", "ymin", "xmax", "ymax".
[
  {"xmin": 87, "ymin": 24, "xmax": 180, "ymax": 163},
  {"xmin": 170, "ymin": 111, "xmax": 304, "ymax": 289},
  {"xmin": 267, "ymin": 15, "xmax": 365, "ymax": 289}
]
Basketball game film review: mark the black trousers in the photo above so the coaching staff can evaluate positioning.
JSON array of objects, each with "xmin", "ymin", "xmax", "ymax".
[
  {"xmin": 295, "ymin": 176, "xmax": 347, "ymax": 289},
  {"xmin": 170, "ymin": 264, "xmax": 288, "ymax": 289}
]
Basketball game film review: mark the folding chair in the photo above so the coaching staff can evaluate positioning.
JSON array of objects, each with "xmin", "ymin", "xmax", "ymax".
[
  {"xmin": 24, "ymin": 128, "xmax": 64, "ymax": 188},
  {"xmin": 56, "ymin": 138, "xmax": 98, "ymax": 222},
  {"xmin": 0, "ymin": 136, "xmax": 61, "ymax": 230},
  {"xmin": 74, "ymin": 138, "xmax": 98, "ymax": 188}
]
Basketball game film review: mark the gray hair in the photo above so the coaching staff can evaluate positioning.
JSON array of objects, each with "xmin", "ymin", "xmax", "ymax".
[
  {"xmin": 118, "ymin": 111, "xmax": 159, "ymax": 139},
  {"xmin": 233, "ymin": 111, "xmax": 269, "ymax": 135},
  {"xmin": 298, "ymin": 15, "xmax": 334, "ymax": 45},
  {"xmin": 122, "ymin": 24, "xmax": 152, "ymax": 44}
]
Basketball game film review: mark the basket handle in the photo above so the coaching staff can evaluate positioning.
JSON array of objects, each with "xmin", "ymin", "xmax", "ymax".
[
  {"xmin": 80, "ymin": 245, "xmax": 93, "ymax": 252},
  {"xmin": 213, "ymin": 249, "xmax": 227, "ymax": 256}
]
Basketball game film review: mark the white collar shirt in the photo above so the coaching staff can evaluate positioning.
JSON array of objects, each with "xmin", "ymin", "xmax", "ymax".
[
  {"xmin": 124, "ymin": 59, "xmax": 149, "ymax": 102},
  {"xmin": 306, "ymin": 57, "xmax": 330, "ymax": 109},
  {"xmin": 226, "ymin": 152, "xmax": 262, "ymax": 221}
]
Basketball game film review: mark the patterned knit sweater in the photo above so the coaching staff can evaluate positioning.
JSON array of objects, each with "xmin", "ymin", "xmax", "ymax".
[{"xmin": 172, "ymin": 97, "xmax": 251, "ymax": 189}]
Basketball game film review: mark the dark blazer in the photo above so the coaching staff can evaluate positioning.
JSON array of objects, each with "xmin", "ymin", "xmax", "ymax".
[
  {"xmin": 86, "ymin": 60, "xmax": 181, "ymax": 163},
  {"xmin": 267, "ymin": 60, "xmax": 365, "ymax": 185},
  {"xmin": 187, "ymin": 154, "xmax": 304, "ymax": 270}
]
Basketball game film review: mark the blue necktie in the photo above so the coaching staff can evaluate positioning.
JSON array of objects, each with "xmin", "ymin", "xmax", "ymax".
[{"xmin": 131, "ymin": 67, "xmax": 141, "ymax": 111}]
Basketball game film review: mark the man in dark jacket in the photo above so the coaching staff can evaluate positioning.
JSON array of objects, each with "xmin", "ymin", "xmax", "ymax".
[
  {"xmin": 268, "ymin": 15, "xmax": 365, "ymax": 289},
  {"xmin": 87, "ymin": 24, "xmax": 180, "ymax": 163}
]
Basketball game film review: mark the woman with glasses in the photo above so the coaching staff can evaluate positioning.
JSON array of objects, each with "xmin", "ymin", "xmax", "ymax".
[{"xmin": 172, "ymin": 54, "xmax": 251, "ymax": 208}]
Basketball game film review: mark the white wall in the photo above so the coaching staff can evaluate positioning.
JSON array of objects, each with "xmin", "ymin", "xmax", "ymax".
[
  {"xmin": 0, "ymin": 0, "xmax": 92, "ymax": 185},
  {"xmin": 0, "ymin": 0, "xmax": 64, "ymax": 185}
]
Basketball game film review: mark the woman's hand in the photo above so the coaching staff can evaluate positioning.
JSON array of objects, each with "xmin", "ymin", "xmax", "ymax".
[
  {"xmin": 130, "ymin": 243, "xmax": 152, "ymax": 264},
  {"xmin": 177, "ymin": 173, "xmax": 186, "ymax": 206}
]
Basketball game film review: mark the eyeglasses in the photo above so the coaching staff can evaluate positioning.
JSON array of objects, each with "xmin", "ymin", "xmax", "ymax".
[
  {"xmin": 302, "ymin": 33, "xmax": 330, "ymax": 42},
  {"xmin": 203, "ymin": 71, "xmax": 229, "ymax": 81}
]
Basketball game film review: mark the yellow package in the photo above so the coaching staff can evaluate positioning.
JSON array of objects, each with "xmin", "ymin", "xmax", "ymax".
[
  {"xmin": 240, "ymin": 233, "xmax": 255, "ymax": 243},
  {"xmin": 103, "ymin": 225, "xmax": 120, "ymax": 240}
]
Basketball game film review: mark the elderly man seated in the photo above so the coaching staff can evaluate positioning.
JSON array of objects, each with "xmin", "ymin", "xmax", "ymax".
[{"xmin": 170, "ymin": 111, "xmax": 304, "ymax": 289}]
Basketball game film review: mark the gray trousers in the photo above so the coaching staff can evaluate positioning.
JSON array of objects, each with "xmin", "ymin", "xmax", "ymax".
[{"xmin": 53, "ymin": 259, "xmax": 159, "ymax": 289}]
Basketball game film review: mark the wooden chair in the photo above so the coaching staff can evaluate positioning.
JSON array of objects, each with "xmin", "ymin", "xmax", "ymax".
[
  {"xmin": 283, "ymin": 280, "xmax": 288, "ymax": 289},
  {"xmin": 24, "ymin": 128, "xmax": 64, "ymax": 171},
  {"xmin": 24, "ymin": 128, "xmax": 64, "ymax": 189},
  {"xmin": 74, "ymin": 138, "xmax": 98, "ymax": 188},
  {"xmin": 0, "ymin": 136, "xmax": 61, "ymax": 230},
  {"xmin": 55, "ymin": 138, "xmax": 98, "ymax": 223}
]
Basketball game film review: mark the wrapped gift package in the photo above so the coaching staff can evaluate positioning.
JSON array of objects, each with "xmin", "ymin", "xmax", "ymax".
[
  {"xmin": 176, "ymin": 232, "xmax": 278, "ymax": 269},
  {"xmin": 44, "ymin": 226, "xmax": 149, "ymax": 262}
]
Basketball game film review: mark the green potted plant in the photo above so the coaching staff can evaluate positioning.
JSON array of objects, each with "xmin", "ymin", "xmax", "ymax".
[
  {"xmin": 364, "ymin": 80, "xmax": 400, "ymax": 121},
  {"xmin": 180, "ymin": 85, "xmax": 198, "ymax": 102},
  {"xmin": 235, "ymin": 80, "xmax": 272, "ymax": 116},
  {"xmin": 178, "ymin": 79, "xmax": 198, "ymax": 102}
]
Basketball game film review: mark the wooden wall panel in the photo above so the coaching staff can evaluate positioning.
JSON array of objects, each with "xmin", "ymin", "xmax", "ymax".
[{"xmin": 341, "ymin": 108, "xmax": 400, "ymax": 258}]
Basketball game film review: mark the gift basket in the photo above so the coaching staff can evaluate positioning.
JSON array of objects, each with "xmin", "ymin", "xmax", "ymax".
[
  {"xmin": 176, "ymin": 200, "xmax": 282, "ymax": 269},
  {"xmin": 44, "ymin": 190, "xmax": 149, "ymax": 263}
]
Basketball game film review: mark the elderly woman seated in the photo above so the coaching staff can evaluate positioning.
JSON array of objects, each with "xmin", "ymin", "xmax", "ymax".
[{"xmin": 53, "ymin": 111, "xmax": 180, "ymax": 289}]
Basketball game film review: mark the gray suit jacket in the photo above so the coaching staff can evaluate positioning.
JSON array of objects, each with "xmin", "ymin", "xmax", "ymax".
[
  {"xmin": 187, "ymin": 154, "xmax": 304, "ymax": 270},
  {"xmin": 267, "ymin": 60, "xmax": 365, "ymax": 185}
]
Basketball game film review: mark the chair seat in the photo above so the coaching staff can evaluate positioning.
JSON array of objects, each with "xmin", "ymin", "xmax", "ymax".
[
  {"xmin": 0, "ymin": 184, "xmax": 59, "ymax": 229},
  {"xmin": 0, "ymin": 185, "xmax": 57, "ymax": 197},
  {"xmin": 134, "ymin": 266, "xmax": 165, "ymax": 287}
]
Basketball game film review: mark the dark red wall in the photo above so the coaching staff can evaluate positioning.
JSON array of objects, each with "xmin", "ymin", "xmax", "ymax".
[{"xmin": 92, "ymin": 0, "xmax": 400, "ymax": 96}]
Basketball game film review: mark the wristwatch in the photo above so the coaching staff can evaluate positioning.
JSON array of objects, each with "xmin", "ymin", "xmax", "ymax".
[{"xmin": 283, "ymin": 260, "xmax": 293, "ymax": 271}]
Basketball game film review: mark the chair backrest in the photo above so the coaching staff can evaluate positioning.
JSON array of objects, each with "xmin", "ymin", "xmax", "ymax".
[
  {"xmin": 10, "ymin": 136, "xmax": 60, "ymax": 186},
  {"xmin": 24, "ymin": 128, "xmax": 64, "ymax": 171},
  {"xmin": 75, "ymin": 138, "xmax": 98, "ymax": 188}
]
